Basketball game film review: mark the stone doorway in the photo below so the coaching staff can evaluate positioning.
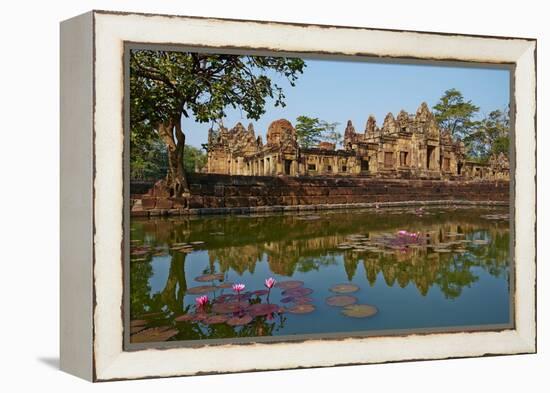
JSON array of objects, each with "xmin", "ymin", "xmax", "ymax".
[
  {"xmin": 284, "ymin": 159, "xmax": 292, "ymax": 175},
  {"xmin": 427, "ymin": 146, "xmax": 435, "ymax": 169}
]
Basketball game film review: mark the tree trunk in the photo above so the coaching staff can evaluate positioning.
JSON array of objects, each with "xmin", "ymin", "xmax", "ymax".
[{"xmin": 158, "ymin": 117, "xmax": 190, "ymax": 198}]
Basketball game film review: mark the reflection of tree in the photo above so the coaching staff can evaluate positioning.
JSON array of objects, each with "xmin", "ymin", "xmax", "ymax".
[
  {"xmin": 158, "ymin": 253, "xmax": 188, "ymax": 315},
  {"xmin": 296, "ymin": 254, "xmax": 338, "ymax": 273},
  {"xmin": 356, "ymin": 228, "xmax": 510, "ymax": 299},
  {"xmin": 131, "ymin": 208, "xmax": 511, "ymax": 320},
  {"xmin": 343, "ymin": 253, "xmax": 359, "ymax": 281},
  {"xmin": 129, "ymin": 258, "xmax": 154, "ymax": 318},
  {"xmin": 435, "ymin": 259, "xmax": 479, "ymax": 299}
]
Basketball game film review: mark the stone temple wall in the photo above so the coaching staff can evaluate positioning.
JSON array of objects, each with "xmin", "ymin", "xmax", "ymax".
[
  {"xmin": 204, "ymin": 103, "xmax": 510, "ymax": 181},
  {"xmin": 130, "ymin": 174, "xmax": 510, "ymax": 217}
]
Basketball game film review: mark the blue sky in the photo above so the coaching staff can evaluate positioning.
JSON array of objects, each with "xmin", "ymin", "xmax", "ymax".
[{"xmin": 183, "ymin": 58, "xmax": 510, "ymax": 148}]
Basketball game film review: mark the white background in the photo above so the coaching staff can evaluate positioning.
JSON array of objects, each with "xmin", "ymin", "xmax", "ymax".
[{"xmin": 0, "ymin": 0, "xmax": 546, "ymax": 391}]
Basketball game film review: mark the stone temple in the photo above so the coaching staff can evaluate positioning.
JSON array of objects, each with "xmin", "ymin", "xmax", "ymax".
[{"xmin": 205, "ymin": 102, "xmax": 509, "ymax": 181}]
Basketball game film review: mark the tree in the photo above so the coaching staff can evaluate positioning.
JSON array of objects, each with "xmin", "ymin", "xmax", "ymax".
[
  {"xmin": 295, "ymin": 116, "xmax": 341, "ymax": 148},
  {"xmin": 183, "ymin": 145, "xmax": 207, "ymax": 173},
  {"xmin": 130, "ymin": 137, "xmax": 168, "ymax": 181},
  {"xmin": 130, "ymin": 50, "xmax": 306, "ymax": 196},
  {"xmin": 465, "ymin": 109, "xmax": 510, "ymax": 161},
  {"xmin": 432, "ymin": 88, "xmax": 479, "ymax": 141}
]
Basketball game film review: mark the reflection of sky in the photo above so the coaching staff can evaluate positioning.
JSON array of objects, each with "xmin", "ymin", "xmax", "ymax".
[
  {"xmin": 148, "ymin": 255, "xmax": 171, "ymax": 294},
  {"xmin": 138, "ymin": 209, "xmax": 511, "ymax": 336},
  {"xmin": 148, "ymin": 247, "xmax": 509, "ymax": 334}
]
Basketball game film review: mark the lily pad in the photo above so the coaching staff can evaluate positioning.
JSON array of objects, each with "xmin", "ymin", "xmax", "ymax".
[
  {"xmin": 330, "ymin": 283, "xmax": 360, "ymax": 294},
  {"xmin": 287, "ymin": 304, "xmax": 316, "ymax": 314},
  {"xmin": 275, "ymin": 280, "xmax": 304, "ymax": 290},
  {"xmin": 326, "ymin": 295, "xmax": 358, "ymax": 307},
  {"xmin": 192, "ymin": 313, "xmax": 208, "ymax": 322},
  {"xmin": 130, "ymin": 326, "xmax": 178, "ymax": 343},
  {"xmin": 176, "ymin": 248, "xmax": 195, "ymax": 254},
  {"xmin": 341, "ymin": 304, "xmax": 378, "ymax": 318},
  {"xmin": 211, "ymin": 301, "xmax": 248, "ymax": 314},
  {"xmin": 280, "ymin": 296, "xmax": 295, "ymax": 303},
  {"xmin": 247, "ymin": 303, "xmax": 279, "ymax": 317},
  {"xmin": 226, "ymin": 314, "xmax": 253, "ymax": 326},
  {"xmin": 204, "ymin": 314, "xmax": 230, "ymax": 324},
  {"xmin": 187, "ymin": 285, "xmax": 218, "ymax": 295},
  {"xmin": 194, "ymin": 273, "xmax": 224, "ymax": 282},
  {"xmin": 251, "ymin": 289, "xmax": 269, "ymax": 296},
  {"xmin": 130, "ymin": 325, "xmax": 147, "ymax": 335},
  {"xmin": 293, "ymin": 296, "xmax": 313, "ymax": 304},
  {"xmin": 282, "ymin": 287, "xmax": 313, "ymax": 297},
  {"xmin": 130, "ymin": 319, "xmax": 147, "ymax": 327},
  {"xmin": 174, "ymin": 313, "xmax": 196, "ymax": 322},
  {"xmin": 217, "ymin": 282, "xmax": 235, "ymax": 289}
]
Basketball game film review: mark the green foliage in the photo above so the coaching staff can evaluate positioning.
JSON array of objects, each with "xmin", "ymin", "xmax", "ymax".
[
  {"xmin": 130, "ymin": 49, "xmax": 306, "ymax": 132},
  {"xmin": 130, "ymin": 135, "xmax": 207, "ymax": 179},
  {"xmin": 433, "ymin": 88, "xmax": 480, "ymax": 140},
  {"xmin": 130, "ymin": 50, "xmax": 306, "ymax": 186},
  {"xmin": 183, "ymin": 145, "xmax": 207, "ymax": 173},
  {"xmin": 130, "ymin": 136, "xmax": 168, "ymax": 180},
  {"xmin": 465, "ymin": 109, "xmax": 510, "ymax": 162},
  {"xmin": 295, "ymin": 116, "xmax": 341, "ymax": 148},
  {"xmin": 433, "ymin": 89, "xmax": 510, "ymax": 161}
]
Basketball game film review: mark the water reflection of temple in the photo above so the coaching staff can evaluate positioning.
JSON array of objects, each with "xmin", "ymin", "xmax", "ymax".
[
  {"xmin": 130, "ymin": 208, "xmax": 510, "ymax": 318},
  {"xmin": 207, "ymin": 222, "xmax": 509, "ymax": 298}
]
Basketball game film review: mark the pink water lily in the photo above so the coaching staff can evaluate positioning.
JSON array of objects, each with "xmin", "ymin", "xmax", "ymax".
[
  {"xmin": 195, "ymin": 295, "xmax": 209, "ymax": 308},
  {"xmin": 264, "ymin": 277, "xmax": 276, "ymax": 289},
  {"xmin": 232, "ymin": 283, "xmax": 245, "ymax": 293},
  {"xmin": 398, "ymin": 230, "xmax": 420, "ymax": 238}
]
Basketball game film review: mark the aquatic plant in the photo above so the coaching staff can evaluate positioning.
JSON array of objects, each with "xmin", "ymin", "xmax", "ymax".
[
  {"xmin": 264, "ymin": 277, "xmax": 276, "ymax": 302},
  {"xmin": 397, "ymin": 230, "xmax": 420, "ymax": 239},
  {"xmin": 264, "ymin": 277, "xmax": 276, "ymax": 289},
  {"xmin": 195, "ymin": 295, "xmax": 209, "ymax": 309},
  {"xmin": 232, "ymin": 283, "xmax": 246, "ymax": 302}
]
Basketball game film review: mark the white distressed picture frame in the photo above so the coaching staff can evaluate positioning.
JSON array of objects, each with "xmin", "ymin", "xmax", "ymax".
[{"xmin": 60, "ymin": 10, "xmax": 536, "ymax": 381}]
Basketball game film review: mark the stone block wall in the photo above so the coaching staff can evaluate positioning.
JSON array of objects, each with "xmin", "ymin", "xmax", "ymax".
[{"xmin": 130, "ymin": 173, "xmax": 510, "ymax": 217}]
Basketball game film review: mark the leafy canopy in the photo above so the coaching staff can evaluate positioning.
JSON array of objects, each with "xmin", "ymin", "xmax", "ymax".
[
  {"xmin": 432, "ymin": 89, "xmax": 510, "ymax": 162},
  {"xmin": 295, "ymin": 116, "xmax": 341, "ymax": 148},
  {"xmin": 465, "ymin": 109, "xmax": 510, "ymax": 162},
  {"xmin": 183, "ymin": 145, "xmax": 207, "ymax": 173},
  {"xmin": 432, "ymin": 88, "xmax": 479, "ymax": 140},
  {"xmin": 130, "ymin": 50, "xmax": 306, "ymax": 130}
]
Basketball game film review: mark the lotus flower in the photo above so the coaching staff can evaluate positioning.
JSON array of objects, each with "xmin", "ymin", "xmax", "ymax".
[
  {"xmin": 232, "ymin": 283, "xmax": 245, "ymax": 293},
  {"xmin": 195, "ymin": 295, "xmax": 209, "ymax": 309},
  {"xmin": 264, "ymin": 277, "xmax": 276, "ymax": 289}
]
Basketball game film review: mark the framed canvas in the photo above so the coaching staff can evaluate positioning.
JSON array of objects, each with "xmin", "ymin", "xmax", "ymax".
[{"xmin": 60, "ymin": 10, "xmax": 537, "ymax": 381}]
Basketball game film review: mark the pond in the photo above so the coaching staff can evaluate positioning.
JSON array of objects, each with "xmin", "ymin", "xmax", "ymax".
[{"xmin": 128, "ymin": 206, "xmax": 511, "ymax": 344}]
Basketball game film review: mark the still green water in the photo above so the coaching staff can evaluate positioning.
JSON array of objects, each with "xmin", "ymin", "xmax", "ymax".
[{"xmin": 129, "ymin": 206, "xmax": 511, "ymax": 344}]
